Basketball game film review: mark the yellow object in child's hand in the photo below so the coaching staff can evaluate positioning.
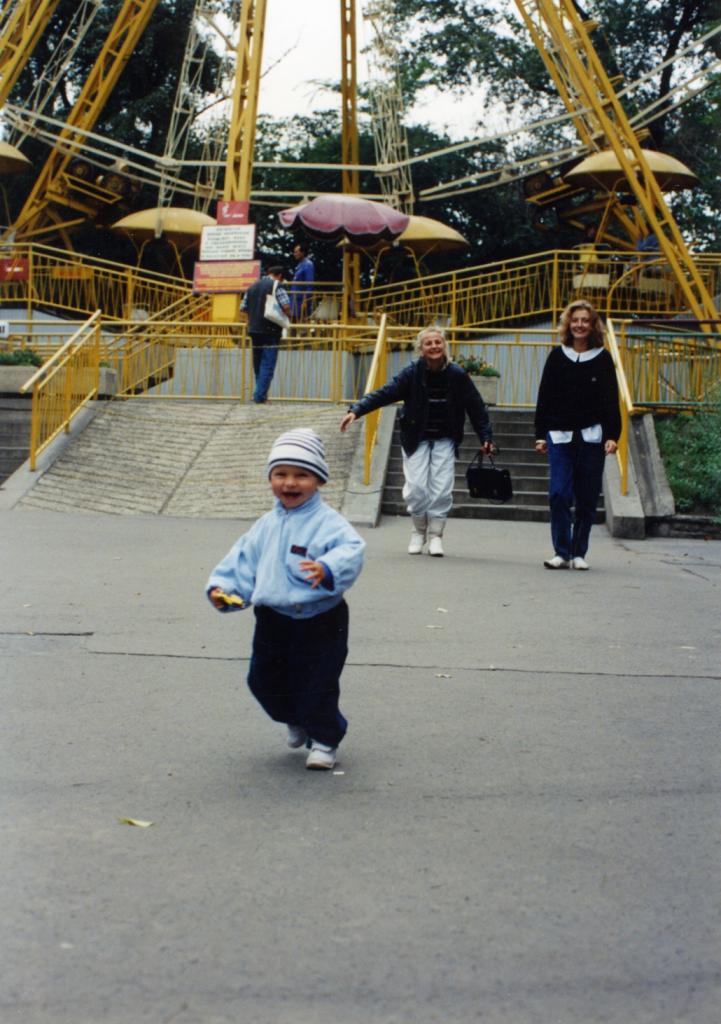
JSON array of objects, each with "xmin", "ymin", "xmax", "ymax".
[{"xmin": 216, "ymin": 591, "xmax": 245, "ymax": 608}]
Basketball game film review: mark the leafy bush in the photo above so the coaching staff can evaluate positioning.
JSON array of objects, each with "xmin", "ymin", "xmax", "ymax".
[
  {"xmin": 655, "ymin": 401, "xmax": 721, "ymax": 518},
  {"xmin": 455, "ymin": 354, "xmax": 501, "ymax": 377},
  {"xmin": 0, "ymin": 349, "xmax": 42, "ymax": 367}
]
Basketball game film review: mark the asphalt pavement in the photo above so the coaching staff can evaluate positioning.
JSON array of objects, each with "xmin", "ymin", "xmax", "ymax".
[{"xmin": 2, "ymin": 507, "xmax": 720, "ymax": 1024}]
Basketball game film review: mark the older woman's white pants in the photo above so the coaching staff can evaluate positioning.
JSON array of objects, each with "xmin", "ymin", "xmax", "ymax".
[{"xmin": 402, "ymin": 438, "xmax": 455, "ymax": 520}]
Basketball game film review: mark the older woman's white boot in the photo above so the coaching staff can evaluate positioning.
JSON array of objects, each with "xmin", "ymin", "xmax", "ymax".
[
  {"xmin": 427, "ymin": 518, "xmax": 445, "ymax": 557},
  {"xmin": 408, "ymin": 515, "xmax": 427, "ymax": 554}
]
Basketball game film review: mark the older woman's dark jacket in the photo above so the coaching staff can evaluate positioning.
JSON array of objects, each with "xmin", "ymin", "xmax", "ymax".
[{"xmin": 350, "ymin": 358, "xmax": 492, "ymax": 456}]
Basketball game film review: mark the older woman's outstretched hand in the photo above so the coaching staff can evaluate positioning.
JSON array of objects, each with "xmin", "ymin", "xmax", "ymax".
[{"xmin": 340, "ymin": 411, "xmax": 357, "ymax": 432}]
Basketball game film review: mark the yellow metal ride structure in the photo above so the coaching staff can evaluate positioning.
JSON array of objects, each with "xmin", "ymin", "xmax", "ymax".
[
  {"xmin": 3, "ymin": 0, "xmax": 161, "ymax": 248},
  {"xmin": 1, "ymin": 1, "xmax": 719, "ymax": 477},
  {"xmin": 513, "ymin": 0, "xmax": 719, "ymax": 327},
  {"xmin": 0, "ymin": 1, "xmax": 61, "ymax": 110}
]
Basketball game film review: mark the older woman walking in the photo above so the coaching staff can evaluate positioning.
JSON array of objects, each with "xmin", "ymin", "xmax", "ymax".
[
  {"xmin": 534, "ymin": 300, "xmax": 621, "ymax": 570},
  {"xmin": 340, "ymin": 326, "xmax": 493, "ymax": 556}
]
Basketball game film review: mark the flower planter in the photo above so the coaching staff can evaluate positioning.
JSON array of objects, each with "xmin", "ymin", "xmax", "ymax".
[
  {"xmin": 0, "ymin": 365, "xmax": 117, "ymax": 396},
  {"xmin": 0, "ymin": 366, "xmax": 37, "ymax": 394},
  {"xmin": 469, "ymin": 374, "xmax": 499, "ymax": 406}
]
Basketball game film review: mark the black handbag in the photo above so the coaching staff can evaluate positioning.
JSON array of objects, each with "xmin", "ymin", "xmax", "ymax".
[{"xmin": 466, "ymin": 450, "xmax": 513, "ymax": 503}]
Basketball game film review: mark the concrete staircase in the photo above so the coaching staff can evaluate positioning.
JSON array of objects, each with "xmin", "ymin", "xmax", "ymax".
[
  {"xmin": 13, "ymin": 400, "xmax": 357, "ymax": 518},
  {"xmin": 381, "ymin": 409, "xmax": 605, "ymax": 523}
]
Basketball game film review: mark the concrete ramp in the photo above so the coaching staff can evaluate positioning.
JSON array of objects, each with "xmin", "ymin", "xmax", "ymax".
[{"xmin": 15, "ymin": 400, "xmax": 357, "ymax": 518}]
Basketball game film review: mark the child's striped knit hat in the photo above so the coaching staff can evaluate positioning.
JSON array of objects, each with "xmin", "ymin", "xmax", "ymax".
[{"xmin": 267, "ymin": 428, "xmax": 329, "ymax": 482}]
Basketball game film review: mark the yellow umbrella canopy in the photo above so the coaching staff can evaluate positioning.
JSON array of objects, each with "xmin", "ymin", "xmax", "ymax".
[
  {"xmin": 564, "ymin": 149, "xmax": 699, "ymax": 193},
  {"xmin": 0, "ymin": 141, "xmax": 31, "ymax": 175},
  {"xmin": 394, "ymin": 215, "xmax": 469, "ymax": 254},
  {"xmin": 344, "ymin": 215, "xmax": 469, "ymax": 256},
  {"xmin": 112, "ymin": 206, "xmax": 214, "ymax": 246}
]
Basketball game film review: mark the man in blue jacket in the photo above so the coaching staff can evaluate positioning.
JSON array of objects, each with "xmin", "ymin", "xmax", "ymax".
[{"xmin": 289, "ymin": 243, "xmax": 315, "ymax": 319}]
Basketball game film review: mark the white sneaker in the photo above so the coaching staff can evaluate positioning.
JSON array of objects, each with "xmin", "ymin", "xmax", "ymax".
[
  {"xmin": 305, "ymin": 742, "xmax": 337, "ymax": 770},
  {"xmin": 428, "ymin": 535, "xmax": 444, "ymax": 557},
  {"xmin": 572, "ymin": 556, "xmax": 589, "ymax": 570},
  {"xmin": 286, "ymin": 724, "xmax": 308, "ymax": 749},
  {"xmin": 408, "ymin": 530, "xmax": 425, "ymax": 555},
  {"xmin": 543, "ymin": 555, "xmax": 570, "ymax": 569}
]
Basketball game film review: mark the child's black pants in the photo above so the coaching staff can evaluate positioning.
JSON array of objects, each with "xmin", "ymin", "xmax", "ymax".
[{"xmin": 247, "ymin": 601, "xmax": 349, "ymax": 748}]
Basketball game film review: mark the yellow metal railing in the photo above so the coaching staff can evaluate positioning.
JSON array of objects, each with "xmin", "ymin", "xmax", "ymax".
[
  {"xmin": 5, "ymin": 241, "xmax": 721, "ymax": 335},
  {"xmin": 0, "ymin": 319, "xmax": 100, "ymax": 360},
  {"xmin": 19, "ymin": 310, "xmax": 101, "ymax": 470},
  {"xmin": 0, "ymin": 243, "xmax": 190, "ymax": 320},
  {"xmin": 611, "ymin": 320, "xmax": 721, "ymax": 410},
  {"xmin": 95, "ymin": 320, "xmax": 383, "ymax": 403},
  {"xmin": 607, "ymin": 317, "xmax": 721, "ymax": 494},
  {"xmin": 358, "ymin": 249, "xmax": 721, "ymax": 328},
  {"xmin": 3, "ymin": 242, "xmax": 721, "ymax": 330}
]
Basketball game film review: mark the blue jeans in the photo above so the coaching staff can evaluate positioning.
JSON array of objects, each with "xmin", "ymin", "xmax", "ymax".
[
  {"xmin": 250, "ymin": 333, "xmax": 280, "ymax": 402},
  {"xmin": 546, "ymin": 433, "xmax": 605, "ymax": 560},
  {"xmin": 247, "ymin": 602, "xmax": 349, "ymax": 749}
]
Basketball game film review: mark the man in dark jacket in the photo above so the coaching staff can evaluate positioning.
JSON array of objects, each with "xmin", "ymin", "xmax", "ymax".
[
  {"xmin": 340, "ymin": 326, "xmax": 493, "ymax": 556},
  {"xmin": 241, "ymin": 266, "xmax": 291, "ymax": 403}
]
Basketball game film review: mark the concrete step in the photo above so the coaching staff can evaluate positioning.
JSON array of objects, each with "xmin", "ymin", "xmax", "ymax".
[
  {"xmin": 382, "ymin": 483, "xmax": 553, "ymax": 509},
  {"xmin": 381, "ymin": 497, "xmax": 605, "ymax": 524},
  {"xmin": 385, "ymin": 467, "xmax": 550, "ymax": 488},
  {"xmin": 0, "ymin": 421, "xmax": 32, "ymax": 443},
  {"xmin": 388, "ymin": 453, "xmax": 547, "ymax": 471},
  {"xmin": 384, "ymin": 406, "xmax": 605, "ymax": 522},
  {"xmin": 381, "ymin": 498, "xmax": 552, "ymax": 523}
]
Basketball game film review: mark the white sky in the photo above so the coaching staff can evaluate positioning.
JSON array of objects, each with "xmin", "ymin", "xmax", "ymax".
[{"xmin": 258, "ymin": 0, "xmax": 486, "ymax": 140}]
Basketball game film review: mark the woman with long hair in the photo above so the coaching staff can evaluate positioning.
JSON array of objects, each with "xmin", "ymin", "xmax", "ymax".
[{"xmin": 534, "ymin": 300, "xmax": 621, "ymax": 570}]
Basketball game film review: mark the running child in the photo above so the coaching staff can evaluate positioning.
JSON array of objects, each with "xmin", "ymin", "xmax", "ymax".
[{"xmin": 206, "ymin": 428, "xmax": 365, "ymax": 770}]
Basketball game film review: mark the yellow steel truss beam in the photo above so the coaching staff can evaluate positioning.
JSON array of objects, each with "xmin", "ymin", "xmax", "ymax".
[
  {"xmin": 340, "ymin": 0, "xmax": 360, "ymax": 315},
  {"xmin": 211, "ymin": 0, "xmax": 267, "ymax": 322},
  {"xmin": 6, "ymin": 0, "xmax": 160, "ymax": 246},
  {"xmin": 0, "ymin": 0, "xmax": 61, "ymax": 108},
  {"xmin": 222, "ymin": 0, "xmax": 267, "ymax": 201},
  {"xmin": 514, "ymin": 0, "xmax": 718, "ymax": 325},
  {"xmin": 340, "ymin": 0, "xmax": 359, "ymax": 199}
]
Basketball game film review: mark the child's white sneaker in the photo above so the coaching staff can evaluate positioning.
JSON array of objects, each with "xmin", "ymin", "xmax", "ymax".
[
  {"xmin": 286, "ymin": 724, "xmax": 308, "ymax": 748},
  {"xmin": 408, "ymin": 530, "xmax": 425, "ymax": 554},
  {"xmin": 571, "ymin": 556, "xmax": 589, "ymax": 570},
  {"xmin": 428, "ymin": 535, "xmax": 444, "ymax": 557},
  {"xmin": 306, "ymin": 741, "xmax": 337, "ymax": 770}
]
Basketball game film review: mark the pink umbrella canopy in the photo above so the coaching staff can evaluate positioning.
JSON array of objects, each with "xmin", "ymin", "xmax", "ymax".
[{"xmin": 278, "ymin": 194, "xmax": 410, "ymax": 245}]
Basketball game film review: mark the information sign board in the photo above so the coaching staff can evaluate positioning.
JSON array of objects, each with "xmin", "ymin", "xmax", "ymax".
[
  {"xmin": 193, "ymin": 260, "xmax": 260, "ymax": 294},
  {"xmin": 199, "ymin": 224, "xmax": 256, "ymax": 261}
]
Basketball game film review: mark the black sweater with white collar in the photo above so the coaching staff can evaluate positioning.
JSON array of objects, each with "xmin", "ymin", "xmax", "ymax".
[{"xmin": 534, "ymin": 345, "xmax": 621, "ymax": 442}]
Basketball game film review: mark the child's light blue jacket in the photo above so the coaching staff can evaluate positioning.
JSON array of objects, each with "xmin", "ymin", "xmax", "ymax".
[{"xmin": 206, "ymin": 491, "xmax": 365, "ymax": 619}]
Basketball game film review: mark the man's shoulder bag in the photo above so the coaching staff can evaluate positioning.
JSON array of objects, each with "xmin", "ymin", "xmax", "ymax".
[
  {"xmin": 466, "ymin": 450, "xmax": 513, "ymax": 503},
  {"xmin": 263, "ymin": 279, "xmax": 290, "ymax": 329}
]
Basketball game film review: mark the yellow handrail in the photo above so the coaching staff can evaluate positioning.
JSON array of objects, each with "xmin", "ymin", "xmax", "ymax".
[
  {"xmin": 606, "ymin": 318, "xmax": 635, "ymax": 495},
  {"xmin": 19, "ymin": 309, "xmax": 102, "ymax": 391},
  {"xmin": 362, "ymin": 314, "xmax": 388, "ymax": 485},
  {"xmin": 20, "ymin": 310, "xmax": 102, "ymax": 469}
]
